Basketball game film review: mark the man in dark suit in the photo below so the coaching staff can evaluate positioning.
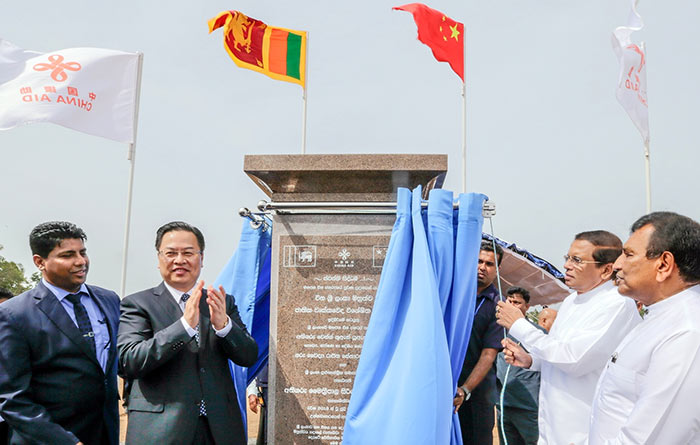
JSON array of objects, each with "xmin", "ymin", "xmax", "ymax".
[
  {"xmin": 0, "ymin": 221, "xmax": 120, "ymax": 445},
  {"xmin": 118, "ymin": 221, "xmax": 258, "ymax": 445}
]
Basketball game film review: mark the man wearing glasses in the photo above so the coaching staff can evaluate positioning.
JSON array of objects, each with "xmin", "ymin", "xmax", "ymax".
[
  {"xmin": 495, "ymin": 231, "xmax": 640, "ymax": 445},
  {"xmin": 118, "ymin": 221, "xmax": 258, "ymax": 445}
]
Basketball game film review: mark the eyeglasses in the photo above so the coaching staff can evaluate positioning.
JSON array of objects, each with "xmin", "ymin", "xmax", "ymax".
[
  {"xmin": 158, "ymin": 249, "xmax": 201, "ymax": 260},
  {"xmin": 563, "ymin": 255, "xmax": 602, "ymax": 266}
]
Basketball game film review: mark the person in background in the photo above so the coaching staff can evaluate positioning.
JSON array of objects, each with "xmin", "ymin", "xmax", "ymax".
[
  {"xmin": 453, "ymin": 241, "xmax": 504, "ymax": 445},
  {"xmin": 0, "ymin": 288, "xmax": 12, "ymax": 305},
  {"xmin": 0, "ymin": 287, "xmax": 12, "ymax": 445},
  {"xmin": 536, "ymin": 307, "xmax": 557, "ymax": 332},
  {"xmin": 247, "ymin": 364, "xmax": 268, "ymax": 445},
  {"xmin": 496, "ymin": 286, "xmax": 545, "ymax": 445}
]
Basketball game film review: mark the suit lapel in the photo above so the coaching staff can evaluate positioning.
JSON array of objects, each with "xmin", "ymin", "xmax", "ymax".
[
  {"xmin": 153, "ymin": 282, "xmax": 184, "ymax": 321},
  {"xmin": 34, "ymin": 282, "xmax": 101, "ymax": 368},
  {"xmin": 154, "ymin": 283, "xmax": 200, "ymax": 351}
]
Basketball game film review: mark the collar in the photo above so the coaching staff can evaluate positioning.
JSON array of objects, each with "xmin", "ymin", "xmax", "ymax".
[
  {"xmin": 163, "ymin": 281, "xmax": 197, "ymax": 305},
  {"xmin": 646, "ymin": 284, "xmax": 700, "ymax": 319},
  {"xmin": 42, "ymin": 278, "xmax": 89, "ymax": 302},
  {"xmin": 478, "ymin": 283, "xmax": 499, "ymax": 302},
  {"xmin": 573, "ymin": 280, "xmax": 614, "ymax": 303}
]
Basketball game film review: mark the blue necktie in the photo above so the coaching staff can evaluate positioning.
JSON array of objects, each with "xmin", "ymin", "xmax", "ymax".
[
  {"xmin": 66, "ymin": 293, "xmax": 96, "ymax": 355},
  {"xmin": 180, "ymin": 293, "xmax": 207, "ymax": 416}
]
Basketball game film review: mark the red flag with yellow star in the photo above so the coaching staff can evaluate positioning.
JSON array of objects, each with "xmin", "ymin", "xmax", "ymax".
[{"xmin": 393, "ymin": 3, "xmax": 464, "ymax": 81}]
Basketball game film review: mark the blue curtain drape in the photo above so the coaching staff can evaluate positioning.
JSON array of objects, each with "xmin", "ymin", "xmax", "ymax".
[
  {"xmin": 214, "ymin": 221, "xmax": 272, "ymax": 433},
  {"xmin": 343, "ymin": 187, "xmax": 486, "ymax": 445}
]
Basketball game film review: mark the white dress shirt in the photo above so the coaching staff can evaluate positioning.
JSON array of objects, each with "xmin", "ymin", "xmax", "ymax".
[
  {"xmin": 589, "ymin": 285, "xmax": 700, "ymax": 444},
  {"xmin": 509, "ymin": 281, "xmax": 641, "ymax": 445},
  {"xmin": 163, "ymin": 282, "xmax": 233, "ymax": 338}
]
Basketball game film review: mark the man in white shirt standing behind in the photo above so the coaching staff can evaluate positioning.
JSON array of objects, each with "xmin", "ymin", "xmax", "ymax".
[
  {"xmin": 589, "ymin": 212, "xmax": 700, "ymax": 444},
  {"xmin": 496, "ymin": 231, "xmax": 641, "ymax": 444}
]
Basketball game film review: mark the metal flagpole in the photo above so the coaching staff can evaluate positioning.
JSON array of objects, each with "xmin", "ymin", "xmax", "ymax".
[
  {"xmin": 461, "ymin": 28, "xmax": 467, "ymax": 194},
  {"xmin": 643, "ymin": 139, "xmax": 651, "ymax": 213},
  {"xmin": 641, "ymin": 42, "xmax": 651, "ymax": 214},
  {"xmin": 301, "ymin": 32, "xmax": 309, "ymax": 154},
  {"xmin": 119, "ymin": 52, "xmax": 144, "ymax": 299}
]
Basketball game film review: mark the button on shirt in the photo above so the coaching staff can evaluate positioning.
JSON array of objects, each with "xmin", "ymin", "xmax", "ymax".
[
  {"xmin": 162, "ymin": 282, "xmax": 233, "ymax": 339},
  {"xmin": 589, "ymin": 285, "xmax": 700, "ymax": 445},
  {"xmin": 43, "ymin": 279, "xmax": 110, "ymax": 372}
]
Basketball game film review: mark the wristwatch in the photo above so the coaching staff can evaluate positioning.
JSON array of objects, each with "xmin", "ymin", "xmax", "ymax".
[{"xmin": 460, "ymin": 385, "xmax": 472, "ymax": 401}]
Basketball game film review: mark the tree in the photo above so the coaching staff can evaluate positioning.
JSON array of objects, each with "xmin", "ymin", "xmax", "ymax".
[{"xmin": 0, "ymin": 245, "xmax": 39, "ymax": 296}]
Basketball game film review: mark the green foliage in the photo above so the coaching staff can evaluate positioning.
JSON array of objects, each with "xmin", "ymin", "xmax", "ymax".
[{"xmin": 0, "ymin": 245, "xmax": 38, "ymax": 296}]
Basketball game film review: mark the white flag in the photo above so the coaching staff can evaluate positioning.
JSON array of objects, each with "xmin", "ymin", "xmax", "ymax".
[
  {"xmin": 0, "ymin": 39, "xmax": 139, "ymax": 143},
  {"xmin": 612, "ymin": 0, "xmax": 649, "ymax": 143}
]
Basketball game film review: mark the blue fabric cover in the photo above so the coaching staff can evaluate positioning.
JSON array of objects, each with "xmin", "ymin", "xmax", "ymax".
[
  {"xmin": 343, "ymin": 187, "xmax": 486, "ymax": 444},
  {"xmin": 214, "ymin": 221, "xmax": 272, "ymax": 434}
]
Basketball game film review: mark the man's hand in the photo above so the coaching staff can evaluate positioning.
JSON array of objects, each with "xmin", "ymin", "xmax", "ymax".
[
  {"xmin": 248, "ymin": 394, "xmax": 259, "ymax": 414},
  {"xmin": 501, "ymin": 337, "xmax": 533, "ymax": 369},
  {"xmin": 183, "ymin": 280, "xmax": 205, "ymax": 329},
  {"xmin": 496, "ymin": 300, "xmax": 524, "ymax": 330},
  {"xmin": 207, "ymin": 285, "xmax": 229, "ymax": 331},
  {"xmin": 452, "ymin": 387, "xmax": 466, "ymax": 413}
]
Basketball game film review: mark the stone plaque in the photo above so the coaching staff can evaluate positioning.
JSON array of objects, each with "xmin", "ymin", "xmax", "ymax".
[
  {"xmin": 246, "ymin": 154, "xmax": 448, "ymax": 444},
  {"xmin": 273, "ymin": 234, "xmax": 389, "ymax": 444}
]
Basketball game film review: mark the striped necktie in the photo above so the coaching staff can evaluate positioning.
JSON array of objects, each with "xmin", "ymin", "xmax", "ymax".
[{"xmin": 66, "ymin": 293, "xmax": 96, "ymax": 355}]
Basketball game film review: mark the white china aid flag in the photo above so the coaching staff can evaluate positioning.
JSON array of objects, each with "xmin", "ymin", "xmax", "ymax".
[
  {"xmin": 0, "ymin": 39, "xmax": 139, "ymax": 143},
  {"xmin": 612, "ymin": 0, "xmax": 649, "ymax": 143}
]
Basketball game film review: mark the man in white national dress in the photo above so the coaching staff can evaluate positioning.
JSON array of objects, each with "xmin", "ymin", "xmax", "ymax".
[{"xmin": 589, "ymin": 212, "xmax": 700, "ymax": 444}]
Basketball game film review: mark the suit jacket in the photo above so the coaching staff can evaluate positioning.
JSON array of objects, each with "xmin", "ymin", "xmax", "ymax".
[
  {"xmin": 0, "ymin": 282, "xmax": 120, "ymax": 445},
  {"xmin": 117, "ymin": 283, "xmax": 258, "ymax": 445}
]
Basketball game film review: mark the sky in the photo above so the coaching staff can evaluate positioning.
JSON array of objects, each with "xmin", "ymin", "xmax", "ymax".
[{"xmin": 1, "ymin": 0, "xmax": 698, "ymax": 297}]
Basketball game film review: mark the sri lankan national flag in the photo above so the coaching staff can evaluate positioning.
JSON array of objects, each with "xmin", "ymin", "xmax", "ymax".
[{"xmin": 208, "ymin": 11, "xmax": 307, "ymax": 87}]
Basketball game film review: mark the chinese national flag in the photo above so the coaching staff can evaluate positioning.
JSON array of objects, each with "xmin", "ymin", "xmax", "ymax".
[{"xmin": 393, "ymin": 3, "xmax": 464, "ymax": 81}]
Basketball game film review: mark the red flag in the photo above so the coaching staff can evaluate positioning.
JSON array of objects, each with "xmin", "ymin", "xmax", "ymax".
[{"xmin": 393, "ymin": 3, "xmax": 464, "ymax": 80}]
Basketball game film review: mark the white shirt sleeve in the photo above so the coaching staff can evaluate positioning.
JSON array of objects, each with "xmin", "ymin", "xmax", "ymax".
[
  {"xmin": 179, "ymin": 317, "xmax": 198, "ymax": 337},
  {"xmin": 601, "ymin": 330, "xmax": 700, "ymax": 444},
  {"xmin": 508, "ymin": 301, "xmax": 635, "ymax": 377},
  {"xmin": 213, "ymin": 316, "xmax": 233, "ymax": 337}
]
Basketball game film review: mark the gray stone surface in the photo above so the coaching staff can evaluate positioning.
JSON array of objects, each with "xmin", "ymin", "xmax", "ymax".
[{"xmin": 250, "ymin": 154, "xmax": 447, "ymax": 444}]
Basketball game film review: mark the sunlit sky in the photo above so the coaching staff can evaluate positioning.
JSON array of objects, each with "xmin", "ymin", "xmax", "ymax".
[{"xmin": 2, "ymin": 0, "xmax": 698, "ymax": 297}]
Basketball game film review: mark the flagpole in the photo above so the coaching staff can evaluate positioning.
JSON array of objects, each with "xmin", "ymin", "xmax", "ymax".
[
  {"xmin": 643, "ymin": 139, "xmax": 651, "ymax": 213},
  {"xmin": 461, "ymin": 30, "xmax": 467, "ymax": 194},
  {"xmin": 641, "ymin": 42, "xmax": 651, "ymax": 214},
  {"xmin": 119, "ymin": 52, "xmax": 144, "ymax": 299},
  {"xmin": 301, "ymin": 32, "xmax": 309, "ymax": 154}
]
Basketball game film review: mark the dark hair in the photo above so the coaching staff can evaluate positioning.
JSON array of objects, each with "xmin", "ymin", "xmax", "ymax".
[
  {"xmin": 0, "ymin": 288, "xmax": 13, "ymax": 301},
  {"xmin": 574, "ymin": 230, "xmax": 622, "ymax": 265},
  {"xmin": 506, "ymin": 286, "xmax": 530, "ymax": 303},
  {"xmin": 630, "ymin": 212, "xmax": 700, "ymax": 283},
  {"xmin": 29, "ymin": 221, "xmax": 87, "ymax": 258},
  {"xmin": 480, "ymin": 240, "xmax": 504, "ymax": 265},
  {"xmin": 155, "ymin": 221, "xmax": 205, "ymax": 252}
]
